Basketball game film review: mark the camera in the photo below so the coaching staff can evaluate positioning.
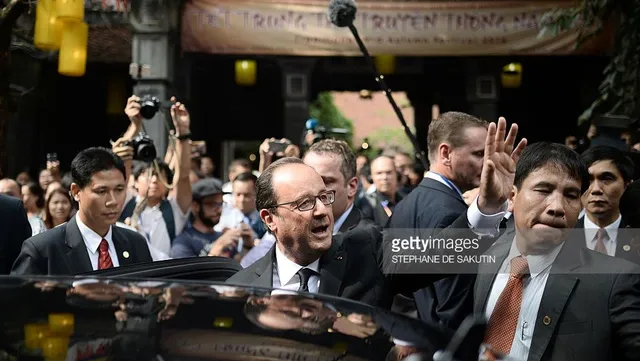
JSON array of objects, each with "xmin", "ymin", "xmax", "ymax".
[
  {"xmin": 304, "ymin": 118, "xmax": 350, "ymax": 146},
  {"xmin": 123, "ymin": 133, "xmax": 156, "ymax": 163},
  {"xmin": 139, "ymin": 95, "xmax": 161, "ymax": 119}
]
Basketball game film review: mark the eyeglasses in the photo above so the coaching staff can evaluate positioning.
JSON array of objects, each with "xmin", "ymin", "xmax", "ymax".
[{"xmin": 271, "ymin": 190, "xmax": 335, "ymax": 212}]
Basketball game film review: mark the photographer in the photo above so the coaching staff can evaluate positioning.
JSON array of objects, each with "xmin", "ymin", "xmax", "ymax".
[{"xmin": 112, "ymin": 95, "xmax": 193, "ymax": 257}]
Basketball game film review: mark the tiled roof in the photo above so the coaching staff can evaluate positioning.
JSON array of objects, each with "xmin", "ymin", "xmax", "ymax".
[{"xmin": 87, "ymin": 24, "xmax": 132, "ymax": 63}]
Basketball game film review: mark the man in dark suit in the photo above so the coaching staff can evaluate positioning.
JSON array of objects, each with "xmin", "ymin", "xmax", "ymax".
[
  {"xmin": 11, "ymin": 147, "xmax": 153, "ymax": 275},
  {"xmin": 387, "ymin": 111, "xmax": 488, "ymax": 329},
  {"xmin": 573, "ymin": 145, "xmax": 639, "ymax": 263},
  {"xmin": 303, "ymin": 139, "xmax": 372, "ymax": 234},
  {"xmin": 0, "ymin": 194, "xmax": 32, "ymax": 274},
  {"xmin": 357, "ymin": 156, "xmax": 404, "ymax": 227},
  {"xmin": 224, "ymin": 126, "xmax": 526, "ymax": 310},
  {"xmin": 447, "ymin": 131, "xmax": 640, "ymax": 361}
]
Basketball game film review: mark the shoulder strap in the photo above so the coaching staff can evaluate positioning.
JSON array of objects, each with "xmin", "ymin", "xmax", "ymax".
[
  {"xmin": 119, "ymin": 198, "xmax": 137, "ymax": 223},
  {"xmin": 159, "ymin": 200, "xmax": 176, "ymax": 242}
]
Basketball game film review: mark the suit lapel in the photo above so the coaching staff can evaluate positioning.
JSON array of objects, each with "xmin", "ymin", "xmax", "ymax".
[
  {"xmin": 64, "ymin": 217, "xmax": 93, "ymax": 274},
  {"xmin": 338, "ymin": 207, "xmax": 361, "ymax": 233},
  {"xmin": 319, "ymin": 236, "xmax": 346, "ymax": 296},
  {"xmin": 474, "ymin": 235, "xmax": 512, "ymax": 314},
  {"xmin": 111, "ymin": 227, "xmax": 135, "ymax": 266},
  {"xmin": 527, "ymin": 240, "xmax": 581, "ymax": 361},
  {"xmin": 252, "ymin": 247, "xmax": 275, "ymax": 288}
]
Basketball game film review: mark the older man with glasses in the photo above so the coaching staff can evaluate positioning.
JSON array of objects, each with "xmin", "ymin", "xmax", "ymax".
[{"xmin": 226, "ymin": 157, "xmax": 454, "ymax": 309}]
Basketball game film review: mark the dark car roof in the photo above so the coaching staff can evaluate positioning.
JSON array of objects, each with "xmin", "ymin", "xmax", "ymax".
[{"xmin": 0, "ymin": 276, "xmax": 456, "ymax": 361}]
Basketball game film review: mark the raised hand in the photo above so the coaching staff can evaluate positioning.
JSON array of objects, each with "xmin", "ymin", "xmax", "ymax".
[
  {"xmin": 477, "ymin": 117, "xmax": 527, "ymax": 214},
  {"xmin": 124, "ymin": 95, "xmax": 143, "ymax": 127},
  {"xmin": 170, "ymin": 96, "xmax": 191, "ymax": 137}
]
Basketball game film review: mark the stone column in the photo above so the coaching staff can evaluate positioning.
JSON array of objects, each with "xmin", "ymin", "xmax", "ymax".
[
  {"xmin": 278, "ymin": 58, "xmax": 316, "ymax": 144},
  {"xmin": 129, "ymin": 0, "xmax": 180, "ymax": 158}
]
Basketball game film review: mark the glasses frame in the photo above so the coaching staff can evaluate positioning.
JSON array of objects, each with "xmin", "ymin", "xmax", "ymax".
[{"xmin": 269, "ymin": 190, "xmax": 336, "ymax": 212}]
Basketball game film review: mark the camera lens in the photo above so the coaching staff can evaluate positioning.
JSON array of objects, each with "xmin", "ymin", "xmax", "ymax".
[
  {"xmin": 140, "ymin": 101, "xmax": 158, "ymax": 119},
  {"xmin": 137, "ymin": 143, "xmax": 157, "ymax": 163}
]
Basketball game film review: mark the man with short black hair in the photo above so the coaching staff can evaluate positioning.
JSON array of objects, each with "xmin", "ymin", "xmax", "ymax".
[
  {"xmin": 577, "ymin": 145, "xmax": 637, "ymax": 261},
  {"xmin": 11, "ymin": 147, "xmax": 153, "ymax": 275}
]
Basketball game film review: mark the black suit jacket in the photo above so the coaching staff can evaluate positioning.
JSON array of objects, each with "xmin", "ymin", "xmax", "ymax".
[
  {"xmin": 11, "ymin": 216, "xmax": 153, "ymax": 276},
  {"xmin": 337, "ymin": 207, "xmax": 373, "ymax": 233},
  {"xmin": 475, "ymin": 226, "xmax": 640, "ymax": 361},
  {"xmin": 226, "ymin": 224, "xmax": 469, "ymax": 310},
  {"xmin": 0, "ymin": 195, "xmax": 32, "ymax": 275},
  {"xmin": 573, "ymin": 217, "xmax": 640, "ymax": 265},
  {"xmin": 387, "ymin": 177, "xmax": 473, "ymax": 329}
]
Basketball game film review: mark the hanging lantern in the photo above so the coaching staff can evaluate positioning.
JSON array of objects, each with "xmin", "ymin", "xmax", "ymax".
[
  {"xmin": 58, "ymin": 22, "xmax": 88, "ymax": 77},
  {"xmin": 34, "ymin": 0, "xmax": 62, "ymax": 50},
  {"xmin": 235, "ymin": 60, "xmax": 256, "ymax": 86},
  {"xmin": 501, "ymin": 62, "xmax": 522, "ymax": 88},
  {"xmin": 56, "ymin": 0, "xmax": 84, "ymax": 23},
  {"xmin": 374, "ymin": 55, "xmax": 396, "ymax": 75}
]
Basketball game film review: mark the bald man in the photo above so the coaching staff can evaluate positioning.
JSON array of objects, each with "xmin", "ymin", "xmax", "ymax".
[
  {"xmin": 0, "ymin": 178, "xmax": 20, "ymax": 198},
  {"xmin": 356, "ymin": 156, "xmax": 404, "ymax": 227}
]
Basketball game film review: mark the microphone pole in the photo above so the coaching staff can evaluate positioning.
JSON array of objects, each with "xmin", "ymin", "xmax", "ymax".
[{"xmin": 346, "ymin": 23, "xmax": 429, "ymax": 170}]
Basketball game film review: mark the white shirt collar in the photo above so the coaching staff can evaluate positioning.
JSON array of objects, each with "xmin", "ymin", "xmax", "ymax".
[
  {"xmin": 75, "ymin": 213, "xmax": 114, "ymax": 254},
  {"xmin": 504, "ymin": 237, "xmax": 563, "ymax": 278},
  {"xmin": 583, "ymin": 214, "xmax": 622, "ymax": 243},
  {"xmin": 425, "ymin": 171, "xmax": 463, "ymax": 198},
  {"xmin": 274, "ymin": 242, "xmax": 320, "ymax": 286},
  {"xmin": 333, "ymin": 204, "xmax": 354, "ymax": 235}
]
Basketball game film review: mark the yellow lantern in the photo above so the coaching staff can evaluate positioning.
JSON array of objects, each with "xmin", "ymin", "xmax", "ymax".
[
  {"xmin": 41, "ymin": 337, "xmax": 69, "ymax": 361},
  {"xmin": 34, "ymin": 0, "xmax": 62, "ymax": 50},
  {"xmin": 374, "ymin": 55, "xmax": 395, "ymax": 75},
  {"xmin": 56, "ymin": 0, "xmax": 84, "ymax": 23},
  {"xmin": 235, "ymin": 60, "xmax": 256, "ymax": 86},
  {"xmin": 58, "ymin": 21, "xmax": 88, "ymax": 77},
  {"xmin": 501, "ymin": 62, "xmax": 522, "ymax": 88}
]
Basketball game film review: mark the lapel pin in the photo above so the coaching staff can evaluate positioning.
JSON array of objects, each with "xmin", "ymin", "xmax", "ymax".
[
  {"xmin": 336, "ymin": 255, "xmax": 343, "ymax": 260},
  {"xmin": 624, "ymin": 245, "xmax": 631, "ymax": 252},
  {"xmin": 542, "ymin": 315, "xmax": 551, "ymax": 325},
  {"xmin": 123, "ymin": 251, "xmax": 130, "ymax": 259}
]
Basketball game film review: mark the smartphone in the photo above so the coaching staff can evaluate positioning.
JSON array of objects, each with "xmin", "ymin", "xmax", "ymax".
[
  {"xmin": 268, "ymin": 140, "xmax": 290, "ymax": 154},
  {"xmin": 46, "ymin": 153, "xmax": 58, "ymax": 162}
]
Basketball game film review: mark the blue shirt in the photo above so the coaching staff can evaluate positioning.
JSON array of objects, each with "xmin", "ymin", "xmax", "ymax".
[{"xmin": 170, "ymin": 221, "xmax": 222, "ymax": 258}]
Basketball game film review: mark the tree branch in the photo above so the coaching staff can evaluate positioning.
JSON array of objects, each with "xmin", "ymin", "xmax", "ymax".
[{"xmin": 0, "ymin": 0, "xmax": 28, "ymax": 47}]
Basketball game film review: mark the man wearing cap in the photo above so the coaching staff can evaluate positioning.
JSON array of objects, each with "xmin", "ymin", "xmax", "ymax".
[{"xmin": 170, "ymin": 178, "xmax": 250, "ymax": 259}]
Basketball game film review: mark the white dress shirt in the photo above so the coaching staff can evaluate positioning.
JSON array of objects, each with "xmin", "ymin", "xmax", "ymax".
[
  {"xmin": 333, "ymin": 204, "xmax": 354, "ymax": 235},
  {"xmin": 75, "ymin": 213, "xmax": 120, "ymax": 270},
  {"xmin": 583, "ymin": 214, "xmax": 621, "ymax": 257},
  {"xmin": 272, "ymin": 243, "xmax": 320, "ymax": 293},
  {"xmin": 484, "ymin": 239, "xmax": 562, "ymax": 361},
  {"xmin": 124, "ymin": 191, "xmax": 190, "ymax": 257}
]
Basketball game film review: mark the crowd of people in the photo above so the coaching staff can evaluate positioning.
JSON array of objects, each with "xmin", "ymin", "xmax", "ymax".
[{"xmin": 2, "ymin": 95, "xmax": 640, "ymax": 360}]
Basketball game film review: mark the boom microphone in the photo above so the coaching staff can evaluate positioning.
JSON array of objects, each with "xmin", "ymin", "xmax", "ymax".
[{"xmin": 327, "ymin": 0, "xmax": 428, "ymax": 170}]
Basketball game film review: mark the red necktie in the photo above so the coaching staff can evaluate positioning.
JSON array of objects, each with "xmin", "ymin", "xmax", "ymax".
[
  {"xmin": 98, "ymin": 239, "xmax": 113, "ymax": 270},
  {"xmin": 483, "ymin": 256, "xmax": 529, "ymax": 357}
]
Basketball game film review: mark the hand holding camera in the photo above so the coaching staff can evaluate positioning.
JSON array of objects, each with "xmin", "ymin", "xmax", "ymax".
[
  {"xmin": 125, "ymin": 96, "xmax": 144, "ymax": 127},
  {"xmin": 170, "ymin": 96, "xmax": 191, "ymax": 138}
]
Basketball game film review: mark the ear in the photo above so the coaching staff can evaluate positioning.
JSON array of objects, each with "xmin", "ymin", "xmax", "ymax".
[
  {"xmin": 346, "ymin": 176, "xmax": 358, "ymax": 199},
  {"xmin": 70, "ymin": 183, "xmax": 81, "ymax": 203},
  {"xmin": 509, "ymin": 185, "xmax": 517, "ymax": 212},
  {"xmin": 260, "ymin": 209, "xmax": 276, "ymax": 233},
  {"xmin": 437, "ymin": 143, "xmax": 452, "ymax": 165}
]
